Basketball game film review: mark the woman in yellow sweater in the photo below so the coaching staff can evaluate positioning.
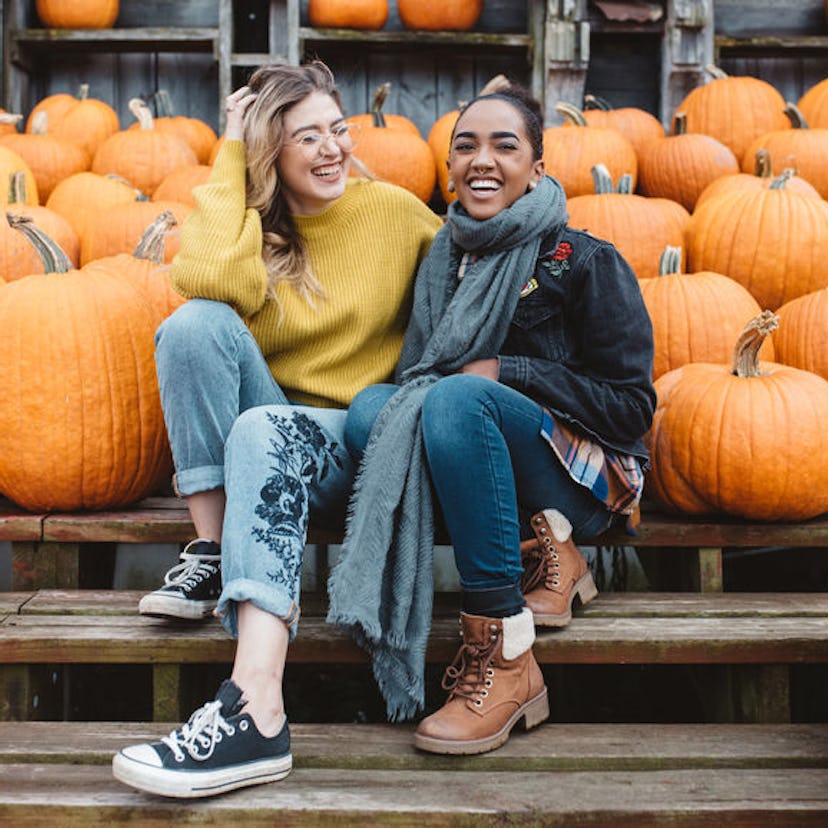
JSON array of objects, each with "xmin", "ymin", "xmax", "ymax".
[{"xmin": 113, "ymin": 61, "xmax": 441, "ymax": 798}]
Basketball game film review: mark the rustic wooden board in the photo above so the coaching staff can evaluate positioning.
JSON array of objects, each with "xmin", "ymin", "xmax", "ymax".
[
  {"xmin": 2, "ymin": 722, "xmax": 827, "ymax": 771},
  {"xmin": 0, "ymin": 501, "xmax": 44, "ymax": 542},
  {"xmin": 0, "ymin": 764, "xmax": 827, "ymax": 825},
  {"xmin": 2, "ymin": 613, "xmax": 827, "ymax": 665}
]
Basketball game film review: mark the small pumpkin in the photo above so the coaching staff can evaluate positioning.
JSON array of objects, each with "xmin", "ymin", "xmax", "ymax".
[
  {"xmin": 308, "ymin": 0, "xmax": 388, "ymax": 29},
  {"xmin": 578, "ymin": 94, "xmax": 665, "ymax": 157},
  {"xmin": 347, "ymin": 82, "xmax": 421, "ymax": 137},
  {"xmin": 637, "ymin": 112, "xmax": 739, "ymax": 212},
  {"xmin": 36, "ymin": 0, "xmax": 119, "ymax": 28},
  {"xmin": 397, "ymin": 0, "xmax": 483, "ymax": 31},
  {"xmin": 92, "ymin": 98, "xmax": 197, "ymax": 197},
  {"xmin": 646, "ymin": 311, "xmax": 828, "ymax": 520},
  {"xmin": 773, "ymin": 287, "xmax": 828, "ymax": 383},
  {"xmin": 639, "ymin": 245, "xmax": 771, "ymax": 380},
  {"xmin": 349, "ymin": 84, "xmax": 435, "ymax": 202},
  {"xmin": 542, "ymin": 101, "xmax": 638, "ymax": 197},
  {"xmin": 0, "ymin": 215, "xmax": 170, "ymax": 511}
]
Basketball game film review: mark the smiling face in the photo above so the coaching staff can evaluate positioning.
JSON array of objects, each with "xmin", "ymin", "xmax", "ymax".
[
  {"xmin": 447, "ymin": 97, "xmax": 544, "ymax": 220},
  {"xmin": 276, "ymin": 90, "xmax": 353, "ymax": 215}
]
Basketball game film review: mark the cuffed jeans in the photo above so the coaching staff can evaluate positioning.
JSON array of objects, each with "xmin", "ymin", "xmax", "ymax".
[
  {"xmin": 155, "ymin": 299, "xmax": 354, "ymax": 640},
  {"xmin": 345, "ymin": 374, "xmax": 611, "ymax": 617}
]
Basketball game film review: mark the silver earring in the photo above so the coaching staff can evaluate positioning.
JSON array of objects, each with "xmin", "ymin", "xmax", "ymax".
[
  {"xmin": 447, "ymin": 178, "xmax": 455, "ymax": 193},
  {"xmin": 528, "ymin": 181, "xmax": 537, "ymax": 191}
]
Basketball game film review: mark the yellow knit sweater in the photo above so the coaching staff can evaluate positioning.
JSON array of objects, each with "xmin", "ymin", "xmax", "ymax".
[{"xmin": 170, "ymin": 140, "xmax": 443, "ymax": 408}]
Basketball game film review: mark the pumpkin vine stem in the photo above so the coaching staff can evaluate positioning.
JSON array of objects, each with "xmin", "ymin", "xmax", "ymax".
[
  {"xmin": 555, "ymin": 101, "xmax": 588, "ymax": 126},
  {"xmin": 133, "ymin": 211, "xmax": 177, "ymax": 264},
  {"xmin": 7, "ymin": 213, "xmax": 74, "ymax": 273},
  {"xmin": 783, "ymin": 102, "xmax": 809, "ymax": 130},
  {"xmin": 658, "ymin": 245, "xmax": 683, "ymax": 276},
  {"xmin": 754, "ymin": 148, "xmax": 772, "ymax": 178},
  {"xmin": 371, "ymin": 82, "xmax": 390, "ymax": 129},
  {"xmin": 732, "ymin": 310, "xmax": 779, "ymax": 378}
]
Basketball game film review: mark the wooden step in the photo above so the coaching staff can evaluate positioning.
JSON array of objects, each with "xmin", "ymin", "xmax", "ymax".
[{"xmin": 0, "ymin": 723, "xmax": 826, "ymax": 825}]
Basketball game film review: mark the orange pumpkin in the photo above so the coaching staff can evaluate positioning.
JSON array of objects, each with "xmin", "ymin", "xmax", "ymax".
[
  {"xmin": 27, "ymin": 84, "xmax": 119, "ymax": 163},
  {"xmin": 798, "ymin": 77, "xmax": 828, "ymax": 129},
  {"xmin": 578, "ymin": 94, "xmax": 666, "ymax": 157},
  {"xmin": 685, "ymin": 173, "xmax": 828, "ymax": 310},
  {"xmin": 695, "ymin": 148, "xmax": 821, "ymax": 210},
  {"xmin": 637, "ymin": 113, "xmax": 739, "ymax": 212},
  {"xmin": 741, "ymin": 103, "xmax": 828, "ymax": 200},
  {"xmin": 153, "ymin": 164, "xmax": 212, "ymax": 207},
  {"xmin": 566, "ymin": 164, "xmax": 688, "ymax": 279},
  {"xmin": 36, "ymin": 0, "xmax": 119, "ymax": 28},
  {"xmin": 0, "ymin": 111, "xmax": 89, "ymax": 202},
  {"xmin": 542, "ymin": 102, "xmax": 638, "ymax": 197},
  {"xmin": 674, "ymin": 65, "xmax": 790, "ymax": 162},
  {"xmin": 92, "ymin": 98, "xmax": 197, "ymax": 197},
  {"xmin": 80, "ymin": 199, "xmax": 192, "ymax": 265},
  {"xmin": 308, "ymin": 0, "xmax": 388, "ymax": 29},
  {"xmin": 348, "ymin": 82, "xmax": 421, "ymax": 137},
  {"xmin": 2, "ymin": 171, "xmax": 80, "ymax": 279},
  {"xmin": 0, "ymin": 215, "xmax": 170, "ymax": 511},
  {"xmin": 46, "ymin": 170, "xmax": 143, "ymax": 240},
  {"xmin": 398, "ymin": 0, "xmax": 483, "ymax": 30},
  {"xmin": 639, "ymin": 245, "xmax": 771, "ymax": 380},
  {"xmin": 773, "ymin": 287, "xmax": 828, "ymax": 383},
  {"xmin": 646, "ymin": 311, "xmax": 828, "ymax": 520},
  {"xmin": 350, "ymin": 84, "xmax": 435, "ymax": 202}
]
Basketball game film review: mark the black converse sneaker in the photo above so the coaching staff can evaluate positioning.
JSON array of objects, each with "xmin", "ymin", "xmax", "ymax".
[
  {"xmin": 138, "ymin": 539, "xmax": 222, "ymax": 620},
  {"xmin": 112, "ymin": 679, "xmax": 292, "ymax": 798}
]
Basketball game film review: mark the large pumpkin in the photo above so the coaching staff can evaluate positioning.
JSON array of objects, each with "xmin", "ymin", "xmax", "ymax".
[
  {"xmin": 637, "ymin": 112, "xmax": 739, "ymax": 211},
  {"xmin": 347, "ymin": 82, "xmax": 420, "ymax": 137},
  {"xmin": 685, "ymin": 173, "xmax": 828, "ymax": 310},
  {"xmin": 92, "ymin": 98, "xmax": 197, "ymax": 197},
  {"xmin": 543, "ymin": 102, "xmax": 638, "ymax": 197},
  {"xmin": 397, "ymin": 0, "xmax": 483, "ymax": 30},
  {"xmin": 797, "ymin": 77, "xmax": 828, "ymax": 129},
  {"xmin": 639, "ymin": 246, "xmax": 771, "ymax": 380},
  {"xmin": 646, "ymin": 311, "xmax": 828, "ymax": 520},
  {"xmin": 566, "ymin": 164, "xmax": 688, "ymax": 279},
  {"xmin": 308, "ymin": 0, "xmax": 388, "ymax": 29},
  {"xmin": 674, "ymin": 65, "xmax": 790, "ymax": 162},
  {"xmin": 349, "ymin": 84, "xmax": 435, "ymax": 202},
  {"xmin": 0, "ymin": 216, "xmax": 170, "ymax": 511},
  {"xmin": 578, "ymin": 94, "xmax": 666, "ymax": 157},
  {"xmin": 773, "ymin": 287, "xmax": 828, "ymax": 383},
  {"xmin": 36, "ymin": 0, "xmax": 119, "ymax": 28},
  {"xmin": 153, "ymin": 164, "xmax": 212, "ymax": 207}
]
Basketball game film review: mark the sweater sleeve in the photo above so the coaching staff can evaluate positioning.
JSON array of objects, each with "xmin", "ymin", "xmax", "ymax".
[
  {"xmin": 498, "ymin": 241, "xmax": 656, "ymax": 445},
  {"xmin": 169, "ymin": 140, "xmax": 268, "ymax": 316}
]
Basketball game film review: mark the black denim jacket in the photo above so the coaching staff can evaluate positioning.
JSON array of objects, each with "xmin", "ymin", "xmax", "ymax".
[{"xmin": 497, "ymin": 226, "xmax": 656, "ymax": 465}]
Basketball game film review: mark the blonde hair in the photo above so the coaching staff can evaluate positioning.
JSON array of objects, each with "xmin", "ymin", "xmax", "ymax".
[{"xmin": 244, "ymin": 61, "xmax": 343, "ymax": 303}]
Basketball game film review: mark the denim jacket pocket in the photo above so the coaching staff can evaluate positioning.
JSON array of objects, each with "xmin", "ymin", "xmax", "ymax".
[{"xmin": 508, "ymin": 300, "xmax": 567, "ymax": 362}]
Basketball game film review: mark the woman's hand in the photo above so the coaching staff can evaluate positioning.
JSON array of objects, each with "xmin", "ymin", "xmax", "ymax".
[
  {"xmin": 223, "ymin": 86, "xmax": 258, "ymax": 141},
  {"xmin": 457, "ymin": 359, "xmax": 499, "ymax": 380}
]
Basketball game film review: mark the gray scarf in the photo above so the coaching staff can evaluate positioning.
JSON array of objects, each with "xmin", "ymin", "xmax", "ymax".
[{"xmin": 327, "ymin": 176, "xmax": 568, "ymax": 720}]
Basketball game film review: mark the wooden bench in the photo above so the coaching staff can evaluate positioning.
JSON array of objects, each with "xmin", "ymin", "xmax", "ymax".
[{"xmin": 0, "ymin": 720, "xmax": 827, "ymax": 824}]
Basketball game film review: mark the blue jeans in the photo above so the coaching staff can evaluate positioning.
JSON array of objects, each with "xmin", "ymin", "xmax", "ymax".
[
  {"xmin": 346, "ymin": 375, "xmax": 611, "ymax": 616},
  {"xmin": 155, "ymin": 299, "xmax": 355, "ymax": 639}
]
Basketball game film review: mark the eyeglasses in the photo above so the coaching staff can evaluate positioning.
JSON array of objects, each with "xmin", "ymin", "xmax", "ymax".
[{"xmin": 287, "ymin": 122, "xmax": 361, "ymax": 158}]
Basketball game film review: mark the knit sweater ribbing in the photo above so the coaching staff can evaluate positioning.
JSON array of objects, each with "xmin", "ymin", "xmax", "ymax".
[{"xmin": 170, "ymin": 140, "xmax": 442, "ymax": 408}]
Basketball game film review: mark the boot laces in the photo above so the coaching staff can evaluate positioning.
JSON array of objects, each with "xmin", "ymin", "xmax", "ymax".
[
  {"xmin": 521, "ymin": 538, "xmax": 560, "ymax": 592},
  {"xmin": 161, "ymin": 699, "xmax": 236, "ymax": 762},
  {"xmin": 163, "ymin": 551, "xmax": 220, "ymax": 590},
  {"xmin": 441, "ymin": 632, "xmax": 499, "ymax": 705}
]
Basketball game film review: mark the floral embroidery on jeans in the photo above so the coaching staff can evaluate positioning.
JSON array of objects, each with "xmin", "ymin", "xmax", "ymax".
[
  {"xmin": 252, "ymin": 411, "xmax": 343, "ymax": 592},
  {"xmin": 541, "ymin": 241, "xmax": 573, "ymax": 279}
]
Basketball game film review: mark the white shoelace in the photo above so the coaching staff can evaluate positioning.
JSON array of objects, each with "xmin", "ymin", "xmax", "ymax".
[
  {"xmin": 163, "ymin": 550, "xmax": 221, "ymax": 589},
  {"xmin": 161, "ymin": 699, "xmax": 236, "ymax": 762}
]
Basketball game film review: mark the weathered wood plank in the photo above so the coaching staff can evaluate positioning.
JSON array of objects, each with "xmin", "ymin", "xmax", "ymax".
[
  {"xmin": 2, "ymin": 614, "xmax": 827, "ymax": 665},
  {"xmin": 2, "ymin": 722, "xmax": 827, "ymax": 771},
  {"xmin": 0, "ymin": 764, "xmax": 827, "ymax": 825},
  {"xmin": 0, "ymin": 501, "xmax": 43, "ymax": 542}
]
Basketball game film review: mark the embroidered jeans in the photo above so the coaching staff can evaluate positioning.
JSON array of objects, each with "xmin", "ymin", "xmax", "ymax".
[
  {"xmin": 345, "ymin": 374, "xmax": 610, "ymax": 616},
  {"xmin": 155, "ymin": 299, "xmax": 354, "ymax": 640}
]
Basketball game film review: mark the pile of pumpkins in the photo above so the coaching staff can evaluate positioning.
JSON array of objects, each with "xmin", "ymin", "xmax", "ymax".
[{"xmin": 2, "ymin": 66, "xmax": 828, "ymax": 524}]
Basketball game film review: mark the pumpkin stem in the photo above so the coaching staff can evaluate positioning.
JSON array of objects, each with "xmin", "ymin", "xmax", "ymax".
[
  {"xmin": 616, "ymin": 173, "xmax": 634, "ymax": 194},
  {"xmin": 583, "ymin": 93, "xmax": 612, "ymax": 111},
  {"xmin": 0, "ymin": 112, "xmax": 23, "ymax": 128},
  {"xmin": 104, "ymin": 173, "xmax": 149, "ymax": 201},
  {"xmin": 155, "ymin": 89, "xmax": 176, "ymax": 118},
  {"xmin": 7, "ymin": 213, "xmax": 74, "ymax": 274},
  {"xmin": 732, "ymin": 310, "xmax": 779, "ymax": 377},
  {"xmin": 769, "ymin": 170, "xmax": 793, "ymax": 190},
  {"xmin": 671, "ymin": 112, "xmax": 688, "ymax": 136},
  {"xmin": 753, "ymin": 148, "xmax": 772, "ymax": 178},
  {"xmin": 783, "ymin": 102, "xmax": 809, "ymax": 130},
  {"xmin": 7, "ymin": 170, "xmax": 28, "ymax": 204},
  {"xmin": 129, "ymin": 98, "xmax": 155, "ymax": 131},
  {"xmin": 658, "ymin": 246, "xmax": 683, "ymax": 276},
  {"xmin": 555, "ymin": 101, "xmax": 588, "ymax": 126},
  {"xmin": 30, "ymin": 110, "xmax": 48, "ymax": 136},
  {"xmin": 590, "ymin": 163, "xmax": 615, "ymax": 194},
  {"xmin": 479, "ymin": 74, "xmax": 510, "ymax": 96},
  {"xmin": 133, "ymin": 211, "xmax": 177, "ymax": 263},
  {"xmin": 705, "ymin": 64, "xmax": 729, "ymax": 80},
  {"xmin": 76, "ymin": 83, "xmax": 90, "ymax": 101},
  {"xmin": 371, "ymin": 83, "xmax": 390, "ymax": 129}
]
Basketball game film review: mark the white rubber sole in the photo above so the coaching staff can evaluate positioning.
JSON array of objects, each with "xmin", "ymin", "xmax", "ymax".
[
  {"xmin": 112, "ymin": 750, "xmax": 292, "ymax": 798},
  {"xmin": 138, "ymin": 593, "xmax": 217, "ymax": 620}
]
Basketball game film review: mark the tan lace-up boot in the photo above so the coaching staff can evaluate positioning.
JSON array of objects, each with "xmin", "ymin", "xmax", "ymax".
[
  {"xmin": 520, "ymin": 508, "xmax": 598, "ymax": 627},
  {"xmin": 414, "ymin": 608, "xmax": 548, "ymax": 755}
]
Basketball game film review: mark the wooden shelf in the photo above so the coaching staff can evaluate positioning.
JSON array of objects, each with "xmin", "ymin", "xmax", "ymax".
[
  {"xmin": 715, "ymin": 34, "xmax": 828, "ymax": 54},
  {"xmin": 298, "ymin": 26, "xmax": 533, "ymax": 49}
]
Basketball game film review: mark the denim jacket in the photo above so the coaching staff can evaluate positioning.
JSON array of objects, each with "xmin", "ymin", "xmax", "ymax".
[{"xmin": 497, "ymin": 226, "xmax": 656, "ymax": 465}]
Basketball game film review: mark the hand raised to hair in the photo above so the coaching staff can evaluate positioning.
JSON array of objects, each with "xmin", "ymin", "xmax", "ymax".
[
  {"xmin": 223, "ymin": 86, "xmax": 258, "ymax": 141},
  {"xmin": 457, "ymin": 359, "xmax": 499, "ymax": 380}
]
